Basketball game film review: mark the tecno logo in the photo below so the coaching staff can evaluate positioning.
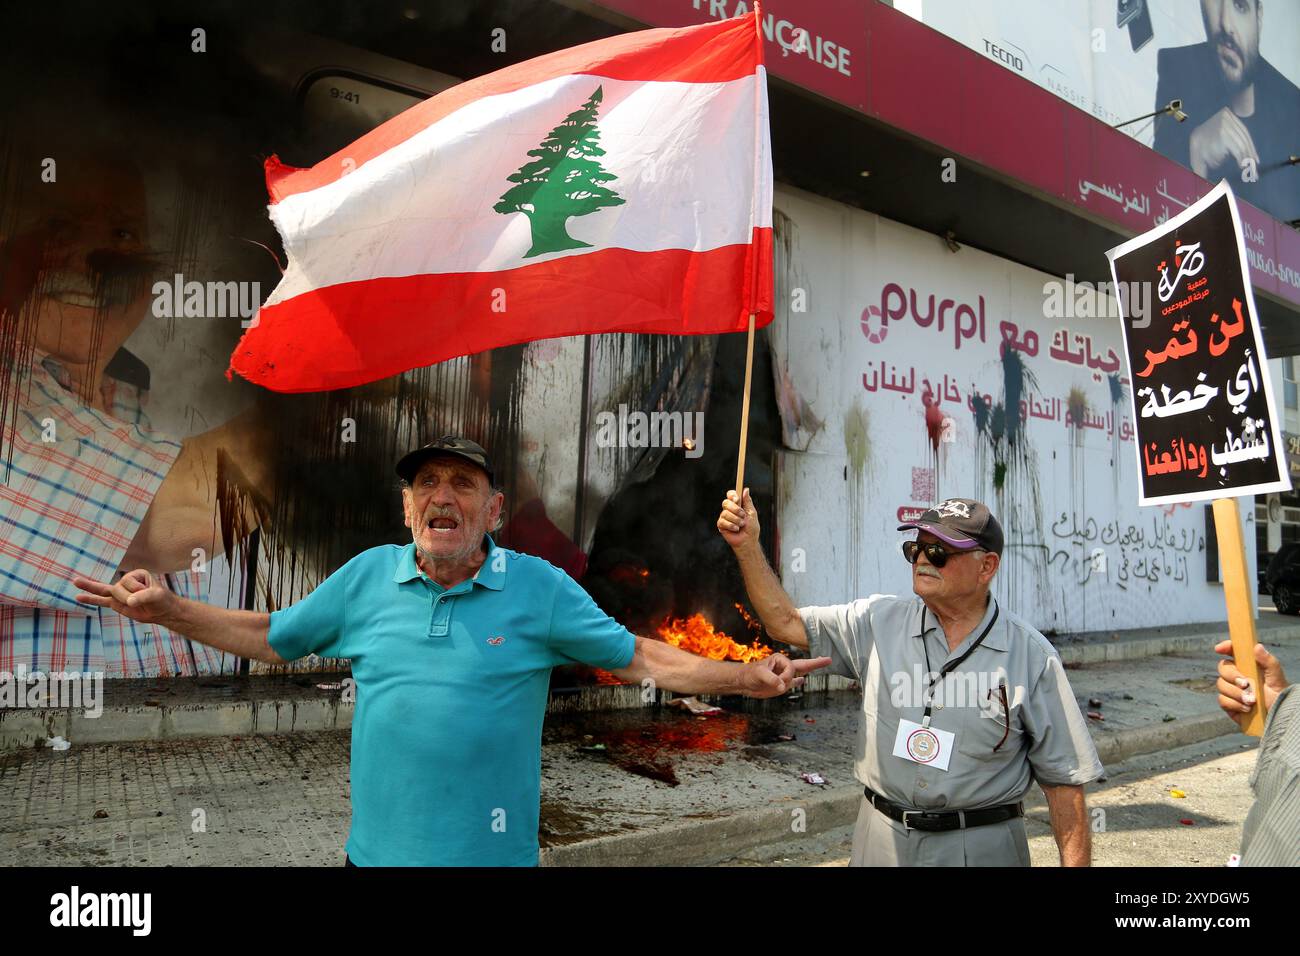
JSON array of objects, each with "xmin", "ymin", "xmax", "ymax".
[
  {"xmin": 860, "ymin": 282, "xmax": 988, "ymax": 351},
  {"xmin": 982, "ymin": 39, "xmax": 1025, "ymax": 72}
]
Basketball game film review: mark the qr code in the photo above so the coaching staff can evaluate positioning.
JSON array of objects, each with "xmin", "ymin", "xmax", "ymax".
[{"xmin": 912, "ymin": 467, "xmax": 935, "ymax": 503}]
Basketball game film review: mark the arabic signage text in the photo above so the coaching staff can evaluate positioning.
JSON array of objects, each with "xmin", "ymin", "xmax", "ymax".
[{"xmin": 1107, "ymin": 181, "xmax": 1290, "ymax": 506}]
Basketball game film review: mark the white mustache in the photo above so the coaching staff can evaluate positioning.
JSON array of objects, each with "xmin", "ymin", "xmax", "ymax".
[
  {"xmin": 43, "ymin": 271, "xmax": 97, "ymax": 296},
  {"xmin": 915, "ymin": 566, "xmax": 942, "ymax": 579}
]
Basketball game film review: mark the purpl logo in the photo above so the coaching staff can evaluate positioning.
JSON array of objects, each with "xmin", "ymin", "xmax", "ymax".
[
  {"xmin": 859, "ymin": 304, "xmax": 887, "ymax": 344},
  {"xmin": 864, "ymin": 282, "xmax": 987, "ymax": 350}
]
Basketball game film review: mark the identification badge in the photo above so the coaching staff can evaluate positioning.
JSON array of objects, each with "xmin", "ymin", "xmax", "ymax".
[{"xmin": 892, "ymin": 718, "xmax": 954, "ymax": 772}]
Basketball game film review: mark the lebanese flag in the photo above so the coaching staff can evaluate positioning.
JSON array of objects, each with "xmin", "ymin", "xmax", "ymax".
[{"xmin": 229, "ymin": 12, "xmax": 773, "ymax": 393}]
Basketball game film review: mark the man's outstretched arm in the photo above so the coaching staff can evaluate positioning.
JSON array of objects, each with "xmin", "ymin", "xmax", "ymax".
[
  {"xmin": 716, "ymin": 488, "xmax": 808, "ymax": 649},
  {"xmin": 610, "ymin": 635, "xmax": 829, "ymax": 698},
  {"xmin": 74, "ymin": 569, "xmax": 285, "ymax": 664}
]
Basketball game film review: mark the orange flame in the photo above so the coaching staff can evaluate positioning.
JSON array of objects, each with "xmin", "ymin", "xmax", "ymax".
[
  {"xmin": 657, "ymin": 613, "xmax": 773, "ymax": 663},
  {"xmin": 733, "ymin": 602, "xmax": 763, "ymax": 636}
]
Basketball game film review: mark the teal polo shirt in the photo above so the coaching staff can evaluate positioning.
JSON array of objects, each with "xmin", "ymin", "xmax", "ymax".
[{"xmin": 267, "ymin": 536, "xmax": 636, "ymax": 866}]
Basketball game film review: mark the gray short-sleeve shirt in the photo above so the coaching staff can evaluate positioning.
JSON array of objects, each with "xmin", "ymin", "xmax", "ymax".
[{"xmin": 800, "ymin": 594, "xmax": 1103, "ymax": 810}]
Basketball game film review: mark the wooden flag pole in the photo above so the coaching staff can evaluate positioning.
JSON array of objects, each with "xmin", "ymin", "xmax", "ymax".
[
  {"xmin": 1211, "ymin": 496, "xmax": 1267, "ymax": 737},
  {"xmin": 736, "ymin": 5, "xmax": 763, "ymax": 500},
  {"xmin": 734, "ymin": 312, "xmax": 757, "ymax": 497}
]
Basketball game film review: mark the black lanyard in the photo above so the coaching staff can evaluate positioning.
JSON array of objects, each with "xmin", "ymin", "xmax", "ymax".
[{"xmin": 918, "ymin": 601, "xmax": 999, "ymax": 727}]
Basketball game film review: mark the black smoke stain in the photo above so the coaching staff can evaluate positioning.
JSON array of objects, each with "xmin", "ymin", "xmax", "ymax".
[
  {"xmin": 582, "ymin": 327, "xmax": 780, "ymax": 657},
  {"xmin": 234, "ymin": 329, "xmax": 719, "ymax": 617},
  {"xmin": 0, "ymin": 138, "xmax": 43, "ymax": 477},
  {"xmin": 587, "ymin": 333, "xmax": 717, "ymax": 491}
]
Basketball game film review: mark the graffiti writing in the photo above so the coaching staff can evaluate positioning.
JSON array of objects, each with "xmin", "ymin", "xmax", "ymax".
[{"xmin": 1048, "ymin": 510, "xmax": 1203, "ymax": 591}]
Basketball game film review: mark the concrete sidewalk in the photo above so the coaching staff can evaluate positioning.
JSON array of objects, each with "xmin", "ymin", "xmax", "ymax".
[
  {"xmin": 0, "ymin": 620, "xmax": 1294, "ymax": 866},
  {"xmin": 713, "ymin": 735, "xmax": 1260, "ymax": 868}
]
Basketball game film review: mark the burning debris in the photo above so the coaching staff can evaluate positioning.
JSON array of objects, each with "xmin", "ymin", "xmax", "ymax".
[
  {"xmin": 657, "ymin": 613, "xmax": 773, "ymax": 663},
  {"xmin": 591, "ymin": 610, "xmax": 773, "ymax": 685}
]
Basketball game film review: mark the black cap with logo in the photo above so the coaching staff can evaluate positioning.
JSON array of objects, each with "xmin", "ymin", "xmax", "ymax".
[
  {"xmin": 898, "ymin": 498, "xmax": 1004, "ymax": 555},
  {"xmin": 395, "ymin": 436, "xmax": 495, "ymax": 487}
]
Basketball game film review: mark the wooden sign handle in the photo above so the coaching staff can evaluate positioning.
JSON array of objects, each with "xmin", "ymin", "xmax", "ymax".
[{"xmin": 1212, "ymin": 496, "xmax": 1267, "ymax": 737}]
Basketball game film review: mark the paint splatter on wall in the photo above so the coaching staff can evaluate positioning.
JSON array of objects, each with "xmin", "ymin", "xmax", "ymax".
[
  {"xmin": 843, "ymin": 401, "xmax": 871, "ymax": 588},
  {"xmin": 737, "ymin": 172, "xmax": 1223, "ymax": 634},
  {"xmin": 769, "ymin": 208, "xmax": 825, "ymax": 451}
]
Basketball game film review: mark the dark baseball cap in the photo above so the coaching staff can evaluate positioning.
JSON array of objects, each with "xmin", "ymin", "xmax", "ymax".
[
  {"xmin": 395, "ymin": 436, "xmax": 495, "ymax": 487},
  {"xmin": 898, "ymin": 498, "xmax": 1003, "ymax": 555}
]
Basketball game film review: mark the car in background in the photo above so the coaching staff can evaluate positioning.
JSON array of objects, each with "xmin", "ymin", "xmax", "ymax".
[{"xmin": 1264, "ymin": 544, "xmax": 1300, "ymax": 614}]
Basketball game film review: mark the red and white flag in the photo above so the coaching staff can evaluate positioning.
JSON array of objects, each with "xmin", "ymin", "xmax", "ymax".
[{"xmin": 229, "ymin": 12, "xmax": 773, "ymax": 392}]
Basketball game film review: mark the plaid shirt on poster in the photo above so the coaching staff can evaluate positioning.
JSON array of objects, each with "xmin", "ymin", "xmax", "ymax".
[{"xmin": 0, "ymin": 354, "xmax": 239, "ymax": 677}]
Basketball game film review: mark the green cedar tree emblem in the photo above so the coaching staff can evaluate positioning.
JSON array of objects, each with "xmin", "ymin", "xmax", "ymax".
[{"xmin": 494, "ymin": 84, "xmax": 625, "ymax": 258}]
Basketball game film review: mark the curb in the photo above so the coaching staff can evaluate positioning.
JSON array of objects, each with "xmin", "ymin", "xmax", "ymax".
[
  {"xmin": 540, "ymin": 709, "xmax": 1241, "ymax": 866},
  {"xmin": 1055, "ymin": 623, "xmax": 1300, "ymax": 666},
  {"xmin": 0, "ymin": 690, "xmax": 1242, "ymax": 757},
  {"xmin": 0, "ymin": 698, "xmax": 355, "ymax": 752},
  {"xmin": 540, "ymin": 784, "xmax": 864, "ymax": 867},
  {"xmin": 1091, "ymin": 710, "xmax": 1237, "ymax": 765}
]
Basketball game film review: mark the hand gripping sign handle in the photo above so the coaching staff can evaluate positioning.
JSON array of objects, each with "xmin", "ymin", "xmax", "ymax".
[{"xmin": 1212, "ymin": 496, "xmax": 1267, "ymax": 736}]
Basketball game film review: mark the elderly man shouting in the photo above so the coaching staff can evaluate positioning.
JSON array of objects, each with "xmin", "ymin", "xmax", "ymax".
[
  {"xmin": 718, "ymin": 492, "xmax": 1102, "ymax": 866},
  {"xmin": 74, "ymin": 436, "xmax": 829, "ymax": 866}
]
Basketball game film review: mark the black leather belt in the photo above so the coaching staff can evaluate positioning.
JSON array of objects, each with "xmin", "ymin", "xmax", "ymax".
[{"xmin": 864, "ymin": 785, "xmax": 1023, "ymax": 832}]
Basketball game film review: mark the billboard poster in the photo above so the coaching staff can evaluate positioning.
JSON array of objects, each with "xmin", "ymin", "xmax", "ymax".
[
  {"xmin": 0, "ymin": 59, "xmax": 714, "ymax": 679},
  {"xmin": 901, "ymin": 0, "xmax": 1300, "ymax": 224}
]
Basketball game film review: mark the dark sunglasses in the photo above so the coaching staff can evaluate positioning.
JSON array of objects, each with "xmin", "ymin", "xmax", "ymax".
[{"xmin": 901, "ymin": 540, "xmax": 982, "ymax": 568}]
